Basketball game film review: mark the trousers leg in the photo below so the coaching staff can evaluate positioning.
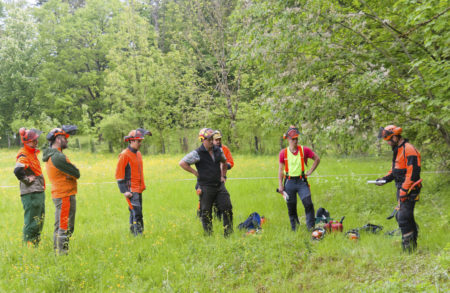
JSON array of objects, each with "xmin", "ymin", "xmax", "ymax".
[
  {"xmin": 397, "ymin": 196, "xmax": 417, "ymax": 252},
  {"xmin": 128, "ymin": 193, "xmax": 143, "ymax": 236},
  {"xmin": 298, "ymin": 180, "xmax": 314, "ymax": 230},
  {"xmin": 285, "ymin": 179, "xmax": 299, "ymax": 231},
  {"xmin": 216, "ymin": 183, "xmax": 233, "ymax": 237},
  {"xmin": 199, "ymin": 185, "xmax": 217, "ymax": 235},
  {"xmin": 53, "ymin": 196, "xmax": 75, "ymax": 254},
  {"xmin": 21, "ymin": 192, "xmax": 45, "ymax": 246}
]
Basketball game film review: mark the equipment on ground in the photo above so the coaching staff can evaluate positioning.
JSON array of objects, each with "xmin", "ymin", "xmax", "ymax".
[
  {"xmin": 324, "ymin": 216, "xmax": 345, "ymax": 233},
  {"xmin": 311, "ymin": 227, "xmax": 326, "ymax": 240},
  {"xmin": 345, "ymin": 229, "xmax": 360, "ymax": 240},
  {"xmin": 238, "ymin": 212, "xmax": 264, "ymax": 234}
]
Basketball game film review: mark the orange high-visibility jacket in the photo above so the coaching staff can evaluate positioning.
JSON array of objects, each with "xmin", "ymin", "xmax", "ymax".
[
  {"xmin": 43, "ymin": 148, "xmax": 80, "ymax": 199},
  {"xmin": 14, "ymin": 146, "xmax": 46, "ymax": 195},
  {"xmin": 383, "ymin": 139, "xmax": 421, "ymax": 193},
  {"xmin": 115, "ymin": 146, "xmax": 146, "ymax": 194},
  {"xmin": 222, "ymin": 145, "xmax": 234, "ymax": 169}
]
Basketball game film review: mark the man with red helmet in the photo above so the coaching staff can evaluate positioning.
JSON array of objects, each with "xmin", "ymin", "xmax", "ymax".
[
  {"xmin": 115, "ymin": 128, "xmax": 151, "ymax": 236},
  {"xmin": 376, "ymin": 125, "xmax": 422, "ymax": 252},
  {"xmin": 278, "ymin": 126, "xmax": 320, "ymax": 231},
  {"xmin": 14, "ymin": 128, "xmax": 46, "ymax": 246},
  {"xmin": 179, "ymin": 128, "xmax": 233, "ymax": 237},
  {"xmin": 42, "ymin": 125, "xmax": 80, "ymax": 254}
]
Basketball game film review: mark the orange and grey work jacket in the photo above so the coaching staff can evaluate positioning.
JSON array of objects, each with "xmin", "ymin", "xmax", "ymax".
[
  {"xmin": 222, "ymin": 145, "xmax": 234, "ymax": 169},
  {"xmin": 382, "ymin": 139, "xmax": 421, "ymax": 196},
  {"xmin": 115, "ymin": 146, "xmax": 146, "ymax": 194},
  {"xmin": 42, "ymin": 148, "xmax": 80, "ymax": 198},
  {"xmin": 14, "ymin": 146, "xmax": 45, "ymax": 195}
]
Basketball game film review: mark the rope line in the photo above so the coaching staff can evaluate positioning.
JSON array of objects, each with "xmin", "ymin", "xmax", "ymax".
[{"xmin": 0, "ymin": 171, "xmax": 447, "ymax": 189}]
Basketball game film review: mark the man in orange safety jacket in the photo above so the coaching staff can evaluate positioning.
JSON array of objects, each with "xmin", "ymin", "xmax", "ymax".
[
  {"xmin": 14, "ymin": 128, "xmax": 46, "ymax": 246},
  {"xmin": 43, "ymin": 125, "xmax": 80, "ymax": 254},
  {"xmin": 376, "ymin": 125, "xmax": 422, "ymax": 252},
  {"xmin": 115, "ymin": 128, "xmax": 151, "ymax": 236}
]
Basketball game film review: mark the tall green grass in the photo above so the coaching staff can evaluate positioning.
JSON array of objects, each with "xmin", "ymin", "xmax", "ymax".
[{"xmin": 0, "ymin": 150, "xmax": 448, "ymax": 292}]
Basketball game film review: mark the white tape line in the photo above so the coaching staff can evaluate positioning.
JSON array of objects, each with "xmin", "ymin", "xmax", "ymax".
[{"xmin": 0, "ymin": 170, "xmax": 447, "ymax": 188}]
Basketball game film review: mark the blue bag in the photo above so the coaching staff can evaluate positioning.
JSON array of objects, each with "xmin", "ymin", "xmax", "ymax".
[{"xmin": 238, "ymin": 212, "xmax": 261, "ymax": 231}]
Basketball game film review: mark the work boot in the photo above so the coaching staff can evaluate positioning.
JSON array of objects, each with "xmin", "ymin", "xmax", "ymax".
[
  {"xmin": 402, "ymin": 232, "xmax": 417, "ymax": 253},
  {"xmin": 56, "ymin": 235, "xmax": 69, "ymax": 255}
]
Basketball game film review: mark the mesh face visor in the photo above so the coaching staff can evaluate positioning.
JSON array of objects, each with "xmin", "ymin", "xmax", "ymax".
[
  {"xmin": 124, "ymin": 128, "xmax": 152, "ymax": 142},
  {"xmin": 378, "ymin": 127, "xmax": 393, "ymax": 140},
  {"xmin": 62, "ymin": 125, "xmax": 78, "ymax": 136},
  {"xmin": 23, "ymin": 129, "xmax": 42, "ymax": 142},
  {"xmin": 135, "ymin": 128, "xmax": 152, "ymax": 138}
]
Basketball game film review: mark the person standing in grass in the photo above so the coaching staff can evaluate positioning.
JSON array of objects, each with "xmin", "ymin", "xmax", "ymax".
[
  {"xmin": 278, "ymin": 126, "xmax": 320, "ymax": 231},
  {"xmin": 14, "ymin": 128, "xmax": 46, "ymax": 247},
  {"xmin": 43, "ymin": 125, "xmax": 80, "ymax": 254},
  {"xmin": 376, "ymin": 125, "xmax": 422, "ymax": 252},
  {"xmin": 115, "ymin": 128, "xmax": 151, "ymax": 236},
  {"xmin": 179, "ymin": 128, "xmax": 233, "ymax": 237},
  {"xmin": 211, "ymin": 130, "xmax": 234, "ymax": 220}
]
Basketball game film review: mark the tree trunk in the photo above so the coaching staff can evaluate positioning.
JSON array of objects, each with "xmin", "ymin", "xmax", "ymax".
[
  {"xmin": 254, "ymin": 136, "xmax": 259, "ymax": 153},
  {"xmin": 182, "ymin": 137, "xmax": 188, "ymax": 153}
]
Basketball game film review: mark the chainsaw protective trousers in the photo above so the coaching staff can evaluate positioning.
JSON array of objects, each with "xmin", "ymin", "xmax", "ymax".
[
  {"xmin": 127, "ymin": 192, "xmax": 143, "ymax": 236},
  {"xmin": 199, "ymin": 183, "xmax": 233, "ymax": 237},
  {"xmin": 53, "ymin": 195, "xmax": 76, "ymax": 254},
  {"xmin": 285, "ymin": 178, "xmax": 315, "ymax": 230},
  {"xmin": 396, "ymin": 188, "xmax": 419, "ymax": 251}
]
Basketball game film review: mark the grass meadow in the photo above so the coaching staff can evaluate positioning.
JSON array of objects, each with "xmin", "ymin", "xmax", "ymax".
[{"xmin": 0, "ymin": 149, "xmax": 448, "ymax": 292}]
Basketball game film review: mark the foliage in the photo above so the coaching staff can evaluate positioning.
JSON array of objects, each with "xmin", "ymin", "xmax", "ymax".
[{"xmin": 0, "ymin": 0, "xmax": 448, "ymax": 166}]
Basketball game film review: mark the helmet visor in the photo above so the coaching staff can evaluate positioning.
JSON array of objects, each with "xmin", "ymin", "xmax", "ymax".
[
  {"xmin": 378, "ymin": 127, "xmax": 393, "ymax": 140},
  {"xmin": 24, "ymin": 129, "xmax": 42, "ymax": 142}
]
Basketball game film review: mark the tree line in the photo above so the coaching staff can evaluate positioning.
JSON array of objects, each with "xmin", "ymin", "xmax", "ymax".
[{"xmin": 0, "ymin": 0, "xmax": 448, "ymax": 165}]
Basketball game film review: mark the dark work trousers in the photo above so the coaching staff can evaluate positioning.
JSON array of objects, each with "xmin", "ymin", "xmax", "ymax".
[
  {"xmin": 199, "ymin": 183, "xmax": 233, "ymax": 237},
  {"xmin": 21, "ymin": 192, "xmax": 45, "ymax": 246},
  {"xmin": 53, "ymin": 195, "xmax": 76, "ymax": 254},
  {"xmin": 396, "ymin": 188, "xmax": 419, "ymax": 251},
  {"xmin": 126, "ymin": 193, "xmax": 143, "ymax": 236},
  {"xmin": 195, "ymin": 181, "xmax": 221, "ymax": 220},
  {"xmin": 284, "ymin": 178, "xmax": 315, "ymax": 231}
]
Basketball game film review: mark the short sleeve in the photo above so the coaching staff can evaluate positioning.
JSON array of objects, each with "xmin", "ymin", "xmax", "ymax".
[
  {"xmin": 182, "ymin": 150, "xmax": 200, "ymax": 165},
  {"xmin": 279, "ymin": 149, "xmax": 285, "ymax": 164},
  {"xmin": 303, "ymin": 146, "xmax": 315, "ymax": 159}
]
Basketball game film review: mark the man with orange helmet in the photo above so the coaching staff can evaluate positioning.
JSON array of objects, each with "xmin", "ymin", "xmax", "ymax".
[
  {"xmin": 42, "ymin": 125, "xmax": 80, "ymax": 254},
  {"xmin": 14, "ymin": 128, "xmax": 46, "ymax": 246},
  {"xmin": 179, "ymin": 128, "xmax": 233, "ymax": 237},
  {"xmin": 278, "ymin": 126, "xmax": 320, "ymax": 231},
  {"xmin": 115, "ymin": 128, "xmax": 151, "ymax": 236},
  {"xmin": 376, "ymin": 125, "xmax": 422, "ymax": 252}
]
